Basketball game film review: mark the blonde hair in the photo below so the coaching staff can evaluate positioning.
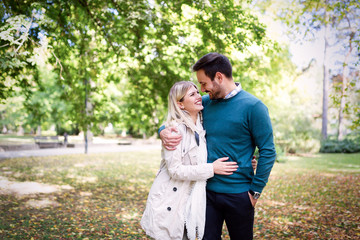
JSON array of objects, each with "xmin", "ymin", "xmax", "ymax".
[{"xmin": 165, "ymin": 81, "xmax": 199, "ymax": 132}]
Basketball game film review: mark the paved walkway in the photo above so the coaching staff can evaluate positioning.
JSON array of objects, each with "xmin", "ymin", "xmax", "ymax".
[{"xmin": 0, "ymin": 143, "xmax": 161, "ymax": 159}]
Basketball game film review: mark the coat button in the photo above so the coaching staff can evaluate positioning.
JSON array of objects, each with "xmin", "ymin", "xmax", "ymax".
[
  {"xmin": 167, "ymin": 207, "xmax": 171, "ymax": 211},
  {"xmin": 173, "ymin": 187, "xmax": 177, "ymax": 192}
]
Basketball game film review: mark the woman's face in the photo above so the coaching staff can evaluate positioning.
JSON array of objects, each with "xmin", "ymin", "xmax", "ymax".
[{"xmin": 178, "ymin": 85, "xmax": 203, "ymax": 115}]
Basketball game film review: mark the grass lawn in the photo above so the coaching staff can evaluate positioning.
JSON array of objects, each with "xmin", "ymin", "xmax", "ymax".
[
  {"xmin": 0, "ymin": 151, "xmax": 359, "ymax": 239},
  {"xmin": 0, "ymin": 135, "xmax": 36, "ymax": 145}
]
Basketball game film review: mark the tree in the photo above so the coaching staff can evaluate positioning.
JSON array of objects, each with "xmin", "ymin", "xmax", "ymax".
[
  {"xmin": 0, "ymin": 13, "xmax": 43, "ymax": 102},
  {"xmin": 322, "ymin": 4, "xmax": 330, "ymax": 140},
  {"xmin": 1, "ymin": 0, "xmax": 270, "ymax": 138},
  {"xmin": 331, "ymin": 0, "xmax": 360, "ymax": 140},
  {"xmin": 120, "ymin": 0, "xmax": 268, "ymax": 136},
  {"xmin": 282, "ymin": 0, "xmax": 332, "ymax": 140},
  {"xmin": 279, "ymin": 0, "xmax": 360, "ymax": 140}
]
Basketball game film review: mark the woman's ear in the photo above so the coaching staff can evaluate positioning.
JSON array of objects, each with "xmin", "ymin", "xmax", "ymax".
[{"xmin": 177, "ymin": 101, "xmax": 184, "ymax": 110}]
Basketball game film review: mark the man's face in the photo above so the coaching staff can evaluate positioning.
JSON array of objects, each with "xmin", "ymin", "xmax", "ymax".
[{"xmin": 196, "ymin": 69, "xmax": 222, "ymax": 100}]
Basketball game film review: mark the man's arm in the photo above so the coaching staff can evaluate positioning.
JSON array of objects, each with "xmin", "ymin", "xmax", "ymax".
[
  {"xmin": 248, "ymin": 101, "xmax": 277, "ymax": 206},
  {"xmin": 159, "ymin": 126, "xmax": 182, "ymax": 150}
]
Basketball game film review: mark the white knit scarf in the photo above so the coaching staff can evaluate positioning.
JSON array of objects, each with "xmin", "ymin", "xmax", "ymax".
[{"xmin": 184, "ymin": 128, "xmax": 207, "ymax": 240}]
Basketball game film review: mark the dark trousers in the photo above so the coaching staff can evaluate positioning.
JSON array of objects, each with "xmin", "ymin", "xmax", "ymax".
[{"xmin": 203, "ymin": 190, "xmax": 254, "ymax": 240}]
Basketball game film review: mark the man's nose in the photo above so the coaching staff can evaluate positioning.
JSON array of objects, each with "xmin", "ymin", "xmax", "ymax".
[{"xmin": 201, "ymin": 86, "xmax": 205, "ymax": 92}]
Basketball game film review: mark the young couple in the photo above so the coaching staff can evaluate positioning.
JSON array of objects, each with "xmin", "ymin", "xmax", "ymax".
[{"xmin": 141, "ymin": 53, "xmax": 276, "ymax": 240}]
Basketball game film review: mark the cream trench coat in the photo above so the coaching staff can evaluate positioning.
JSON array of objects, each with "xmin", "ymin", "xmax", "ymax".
[{"xmin": 141, "ymin": 120, "xmax": 214, "ymax": 240}]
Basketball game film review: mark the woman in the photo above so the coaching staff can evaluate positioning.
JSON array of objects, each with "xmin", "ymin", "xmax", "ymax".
[{"xmin": 141, "ymin": 81, "xmax": 249, "ymax": 240}]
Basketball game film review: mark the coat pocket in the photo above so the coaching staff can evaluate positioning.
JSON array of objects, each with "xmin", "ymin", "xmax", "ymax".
[
  {"xmin": 186, "ymin": 147, "xmax": 198, "ymax": 165},
  {"xmin": 148, "ymin": 171, "xmax": 170, "ymax": 199}
]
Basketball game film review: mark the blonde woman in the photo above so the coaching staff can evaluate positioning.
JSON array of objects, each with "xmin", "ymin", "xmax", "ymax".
[{"xmin": 141, "ymin": 81, "xmax": 247, "ymax": 240}]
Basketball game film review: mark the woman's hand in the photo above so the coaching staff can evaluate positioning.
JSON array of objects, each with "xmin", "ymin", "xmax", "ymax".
[
  {"xmin": 213, "ymin": 156, "xmax": 257, "ymax": 175},
  {"xmin": 212, "ymin": 157, "xmax": 238, "ymax": 175}
]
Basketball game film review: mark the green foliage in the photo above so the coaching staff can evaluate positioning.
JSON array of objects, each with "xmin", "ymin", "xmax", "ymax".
[
  {"xmin": 118, "ymin": 0, "xmax": 269, "ymax": 136},
  {"xmin": 0, "ymin": 8, "xmax": 50, "ymax": 101},
  {"xmin": 330, "ymin": 74, "xmax": 360, "ymax": 133},
  {"xmin": 1, "ymin": 0, "xmax": 271, "ymax": 137},
  {"xmin": 0, "ymin": 95, "xmax": 26, "ymax": 133},
  {"xmin": 3, "ymin": 0, "xmax": 347, "ymax": 153},
  {"xmin": 274, "ymin": 114, "xmax": 320, "ymax": 154},
  {"xmin": 320, "ymin": 135, "xmax": 360, "ymax": 153}
]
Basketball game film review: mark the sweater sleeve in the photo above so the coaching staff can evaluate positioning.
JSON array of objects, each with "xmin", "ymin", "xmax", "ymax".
[
  {"xmin": 158, "ymin": 125, "xmax": 165, "ymax": 135},
  {"xmin": 249, "ymin": 101, "xmax": 276, "ymax": 193},
  {"xmin": 162, "ymin": 126, "xmax": 214, "ymax": 181}
]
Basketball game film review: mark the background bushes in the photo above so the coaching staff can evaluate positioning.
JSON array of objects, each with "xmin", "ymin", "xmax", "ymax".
[{"xmin": 320, "ymin": 135, "xmax": 360, "ymax": 153}]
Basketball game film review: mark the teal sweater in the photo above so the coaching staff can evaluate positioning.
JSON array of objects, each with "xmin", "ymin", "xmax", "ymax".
[{"xmin": 202, "ymin": 90, "xmax": 276, "ymax": 194}]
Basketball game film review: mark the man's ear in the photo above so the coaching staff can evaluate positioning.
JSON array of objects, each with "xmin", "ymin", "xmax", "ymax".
[{"xmin": 215, "ymin": 72, "xmax": 224, "ymax": 83}]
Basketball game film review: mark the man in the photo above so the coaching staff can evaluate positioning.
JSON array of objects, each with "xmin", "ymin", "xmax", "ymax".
[{"xmin": 160, "ymin": 53, "xmax": 276, "ymax": 239}]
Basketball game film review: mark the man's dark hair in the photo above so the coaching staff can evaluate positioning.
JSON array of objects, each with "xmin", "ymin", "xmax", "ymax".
[{"xmin": 192, "ymin": 52, "xmax": 232, "ymax": 81}]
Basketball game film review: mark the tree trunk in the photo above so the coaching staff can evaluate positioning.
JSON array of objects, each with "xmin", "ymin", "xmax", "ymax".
[
  {"xmin": 338, "ymin": 78, "xmax": 346, "ymax": 140},
  {"xmin": 337, "ymin": 17, "xmax": 354, "ymax": 141},
  {"xmin": 84, "ymin": 77, "xmax": 88, "ymax": 154},
  {"xmin": 322, "ymin": 12, "xmax": 330, "ymax": 140},
  {"xmin": 36, "ymin": 125, "xmax": 42, "ymax": 136}
]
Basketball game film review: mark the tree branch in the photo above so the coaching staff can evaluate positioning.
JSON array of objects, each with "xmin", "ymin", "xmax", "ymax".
[
  {"xmin": 77, "ymin": 0, "xmax": 118, "ymax": 54},
  {"xmin": 15, "ymin": 14, "xmax": 33, "ymax": 54}
]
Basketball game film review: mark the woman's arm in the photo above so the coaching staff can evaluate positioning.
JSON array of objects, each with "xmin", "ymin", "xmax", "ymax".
[
  {"xmin": 163, "ymin": 147, "xmax": 214, "ymax": 181},
  {"xmin": 164, "ymin": 150, "xmax": 239, "ymax": 181}
]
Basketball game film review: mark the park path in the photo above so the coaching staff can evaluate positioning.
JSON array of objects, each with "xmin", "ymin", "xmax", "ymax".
[{"xmin": 0, "ymin": 142, "xmax": 161, "ymax": 159}]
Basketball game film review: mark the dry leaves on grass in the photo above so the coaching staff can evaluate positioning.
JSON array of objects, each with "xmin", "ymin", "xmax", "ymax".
[{"xmin": 0, "ymin": 152, "xmax": 359, "ymax": 239}]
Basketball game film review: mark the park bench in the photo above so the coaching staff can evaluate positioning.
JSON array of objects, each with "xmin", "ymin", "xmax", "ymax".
[
  {"xmin": 34, "ymin": 136, "xmax": 63, "ymax": 149},
  {"xmin": 118, "ymin": 140, "xmax": 132, "ymax": 145}
]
